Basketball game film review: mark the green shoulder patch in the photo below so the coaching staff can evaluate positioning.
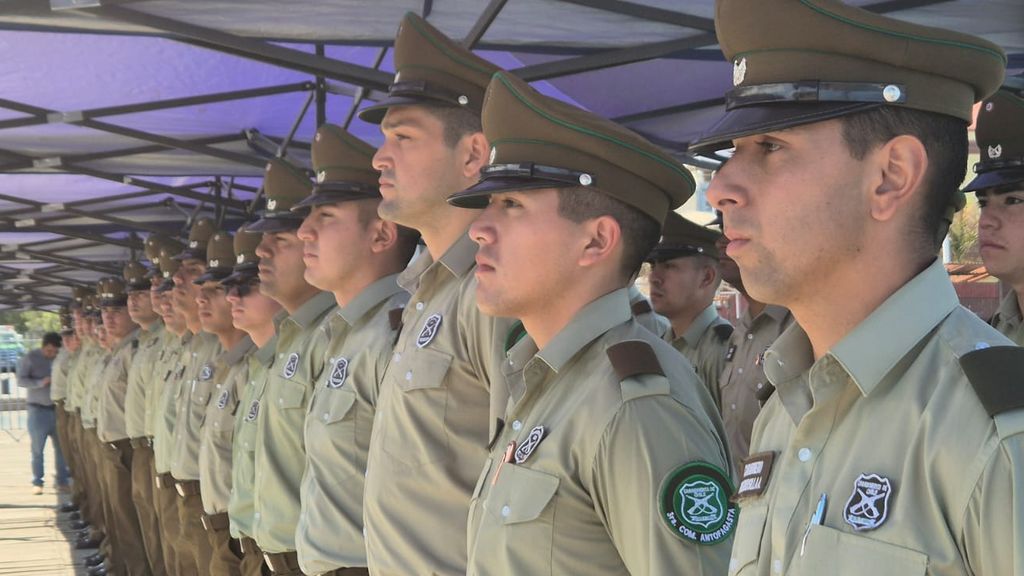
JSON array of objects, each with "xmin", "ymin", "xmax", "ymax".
[{"xmin": 659, "ymin": 461, "xmax": 737, "ymax": 545}]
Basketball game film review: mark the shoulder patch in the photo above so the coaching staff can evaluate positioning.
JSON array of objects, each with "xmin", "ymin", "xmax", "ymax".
[
  {"xmin": 659, "ymin": 461, "xmax": 737, "ymax": 545},
  {"xmin": 960, "ymin": 346, "xmax": 1024, "ymax": 417},
  {"xmin": 713, "ymin": 323, "xmax": 734, "ymax": 341},
  {"xmin": 631, "ymin": 299, "xmax": 653, "ymax": 316},
  {"xmin": 504, "ymin": 320, "xmax": 528, "ymax": 355},
  {"xmin": 388, "ymin": 307, "xmax": 404, "ymax": 332},
  {"xmin": 607, "ymin": 340, "xmax": 664, "ymax": 381}
]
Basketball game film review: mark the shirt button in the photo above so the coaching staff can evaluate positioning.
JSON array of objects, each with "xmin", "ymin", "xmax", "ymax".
[
  {"xmin": 746, "ymin": 333, "xmax": 753, "ymax": 340},
  {"xmin": 501, "ymin": 505, "xmax": 511, "ymax": 517},
  {"xmin": 756, "ymin": 382, "xmax": 763, "ymax": 390},
  {"xmin": 415, "ymin": 302, "xmax": 424, "ymax": 311},
  {"xmin": 512, "ymin": 420, "xmax": 522, "ymax": 431},
  {"xmin": 737, "ymin": 368, "xmax": 744, "ymax": 374},
  {"xmin": 405, "ymin": 371, "xmax": 413, "ymax": 381},
  {"xmin": 362, "ymin": 527, "xmax": 367, "ymax": 537},
  {"xmin": 323, "ymin": 413, "xmax": 329, "ymax": 422},
  {"xmin": 773, "ymin": 559, "xmax": 783, "ymax": 573},
  {"xmin": 798, "ymin": 448, "xmax": 813, "ymax": 462},
  {"xmin": 278, "ymin": 398, "xmax": 284, "ymax": 405},
  {"xmin": 392, "ymin": 352, "xmax": 401, "ymax": 363},
  {"xmin": 254, "ymin": 512, "xmax": 260, "ymax": 519},
  {"xmin": 730, "ymin": 403, "xmax": 736, "ymax": 411}
]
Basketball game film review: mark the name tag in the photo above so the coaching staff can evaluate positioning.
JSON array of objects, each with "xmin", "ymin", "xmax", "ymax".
[{"xmin": 735, "ymin": 451, "xmax": 775, "ymax": 499}]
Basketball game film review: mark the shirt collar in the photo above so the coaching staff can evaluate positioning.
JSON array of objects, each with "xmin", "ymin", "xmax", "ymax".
[
  {"xmin": 254, "ymin": 334, "xmax": 278, "ymax": 366},
  {"xmin": 679, "ymin": 303, "xmax": 721, "ymax": 345},
  {"xmin": 286, "ymin": 291, "xmax": 337, "ymax": 329},
  {"xmin": 764, "ymin": 259, "xmax": 958, "ymax": 398},
  {"xmin": 398, "ymin": 231, "xmax": 478, "ymax": 293},
  {"xmin": 220, "ymin": 335, "xmax": 255, "ymax": 364},
  {"xmin": 993, "ymin": 289, "xmax": 1021, "ymax": 328},
  {"xmin": 534, "ymin": 288, "xmax": 632, "ymax": 373},
  {"xmin": 336, "ymin": 274, "xmax": 404, "ymax": 327}
]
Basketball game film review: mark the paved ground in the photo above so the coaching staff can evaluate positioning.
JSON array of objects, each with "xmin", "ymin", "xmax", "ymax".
[{"xmin": 0, "ymin": 414, "xmax": 89, "ymax": 575}]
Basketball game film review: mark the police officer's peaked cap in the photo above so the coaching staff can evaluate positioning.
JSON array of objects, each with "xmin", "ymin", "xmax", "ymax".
[
  {"xmin": 70, "ymin": 285, "xmax": 94, "ymax": 309},
  {"xmin": 690, "ymin": 0, "xmax": 1006, "ymax": 154},
  {"xmin": 157, "ymin": 247, "xmax": 181, "ymax": 293},
  {"xmin": 173, "ymin": 217, "xmax": 217, "ymax": 261},
  {"xmin": 98, "ymin": 277, "xmax": 128, "ymax": 308},
  {"xmin": 221, "ymin": 224, "xmax": 263, "ymax": 286},
  {"xmin": 358, "ymin": 12, "xmax": 501, "ymax": 124},
  {"xmin": 194, "ymin": 231, "xmax": 235, "ymax": 285},
  {"xmin": 448, "ymin": 72, "xmax": 693, "ymax": 226},
  {"xmin": 963, "ymin": 76, "xmax": 1024, "ymax": 193},
  {"xmin": 122, "ymin": 260, "xmax": 150, "ymax": 292},
  {"xmin": 293, "ymin": 124, "xmax": 380, "ymax": 210},
  {"xmin": 144, "ymin": 235, "xmax": 184, "ymax": 278},
  {"xmin": 248, "ymin": 159, "xmax": 313, "ymax": 233},
  {"xmin": 647, "ymin": 212, "xmax": 724, "ymax": 262}
]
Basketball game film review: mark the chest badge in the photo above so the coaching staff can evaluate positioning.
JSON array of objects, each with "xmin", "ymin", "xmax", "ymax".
[
  {"xmin": 327, "ymin": 357, "xmax": 348, "ymax": 389},
  {"xmin": 513, "ymin": 425, "xmax": 546, "ymax": 464},
  {"xmin": 244, "ymin": 400, "xmax": 259, "ymax": 422},
  {"xmin": 416, "ymin": 313, "xmax": 442, "ymax": 348},
  {"xmin": 216, "ymin": 389, "xmax": 230, "ymax": 410},
  {"xmin": 200, "ymin": 364, "xmax": 213, "ymax": 381},
  {"xmin": 282, "ymin": 352, "xmax": 299, "ymax": 378},
  {"xmin": 843, "ymin": 473, "xmax": 893, "ymax": 531}
]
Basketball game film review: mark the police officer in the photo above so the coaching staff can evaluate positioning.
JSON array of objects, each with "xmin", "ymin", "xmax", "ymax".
[
  {"xmin": 647, "ymin": 211, "xmax": 733, "ymax": 397},
  {"xmin": 122, "ymin": 259, "xmax": 168, "ymax": 576},
  {"xmin": 223, "ymin": 225, "xmax": 283, "ymax": 576},
  {"xmin": 248, "ymin": 159, "xmax": 337, "ymax": 575},
  {"xmin": 170, "ymin": 217, "xmax": 224, "ymax": 572},
  {"xmin": 358, "ymin": 14, "xmax": 513, "ymax": 574},
  {"xmin": 691, "ymin": 1, "xmax": 1021, "ymax": 574},
  {"xmin": 447, "ymin": 71, "xmax": 733, "ymax": 575},
  {"xmin": 291, "ymin": 124, "xmax": 416, "ymax": 576},
  {"xmin": 964, "ymin": 77, "xmax": 1024, "ymax": 345},
  {"xmin": 195, "ymin": 230, "xmax": 251, "ymax": 576}
]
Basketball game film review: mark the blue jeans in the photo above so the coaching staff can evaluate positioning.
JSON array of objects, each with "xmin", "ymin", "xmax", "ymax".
[{"xmin": 27, "ymin": 404, "xmax": 69, "ymax": 487}]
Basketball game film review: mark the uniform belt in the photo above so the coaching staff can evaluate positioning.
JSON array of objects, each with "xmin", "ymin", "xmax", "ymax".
[
  {"xmin": 201, "ymin": 512, "xmax": 230, "ymax": 532},
  {"xmin": 239, "ymin": 536, "xmax": 259, "ymax": 556},
  {"xmin": 317, "ymin": 568, "xmax": 370, "ymax": 576},
  {"xmin": 154, "ymin": 472, "xmax": 175, "ymax": 490},
  {"xmin": 175, "ymin": 479, "xmax": 200, "ymax": 498},
  {"xmin": 107, "ymin": 438, "xmax": 131, "ymax": 451},
  {"xmin": 129, "ymin": 437, "xmax": 152, "ymax": 449},
  {"xmin": 263, "ymin": 551, "xmax": 300, "ymax": 573}
]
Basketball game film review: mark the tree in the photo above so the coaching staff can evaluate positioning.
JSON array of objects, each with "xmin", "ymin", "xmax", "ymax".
[{"xmin": 949, "ymin": 199, "xmax": 981, "ymax": 264}]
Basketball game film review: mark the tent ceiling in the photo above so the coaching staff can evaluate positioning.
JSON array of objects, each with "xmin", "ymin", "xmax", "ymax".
[{"xmin": 0, "ymin": 0, "xmax": 1021, "ymax": 310}]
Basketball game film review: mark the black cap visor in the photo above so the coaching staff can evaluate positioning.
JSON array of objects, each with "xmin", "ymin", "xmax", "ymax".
[
  {"xmin": 193, "ymin": 268, "xmax": 233, "ymax": 285},
  {"xmin": 246, "ymin": 212, "xmax": 304, "ymax": 234},
  {"xmin": 292, "ymin": 186, "xmax": 381, "ymax": 211},
  {"xmin": 962, "ymin": 166, "xmax": 1024, "ymax": 193},
  {"xmin": 220, "ymin": 266, "xmax": 259, "ymax": 287},
  {"xmin": 448, "ymin": 163, "xmax": 593, "ymax": 209}
]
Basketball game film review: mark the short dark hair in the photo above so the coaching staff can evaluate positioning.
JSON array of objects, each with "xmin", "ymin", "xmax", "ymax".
[
  {"xmin": 556, "ymin": 187, "xmax": 661, "ymax": 282},
  {"xmin": 419, "ymin": 103, "xmax": 483, "ymax": 148},
  {"xmin": 839, "ymin": 107, "xmax": 968, "ymax": 256},
  {"xmin": 42, "ymin": 332, "xmax": 62, "ymax": 348}
]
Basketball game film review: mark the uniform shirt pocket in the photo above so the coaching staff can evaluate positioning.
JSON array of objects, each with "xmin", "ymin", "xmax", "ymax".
[
  {"xmin": 487, "ymin": 464, "xmax": 560, "ymax": 525},
  {"xmin": 790, "ymin": 524, "xmax": 927, "ymax": 576},
  {"xmin": 381, "ymin": 347, "xmax": 452, "ymax": 467},
  {"xmin": 276, "ymin": 376, "xmax": 307, "ymax": 410},
  {"xmin": 320, "ymin": 387, "xmax": 357, "ymax": 425},
  {"xmin": 728, "ymin": 502, "xmax": 768, "ymax": 576},
  {"xmin": 478, "ymin": 464, "xmax": 560, "ymax": 576}
]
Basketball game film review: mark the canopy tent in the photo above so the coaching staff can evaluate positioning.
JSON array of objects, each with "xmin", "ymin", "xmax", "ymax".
[{"xmin": 0, "ymin": 0, "xmax": 1020, "ymax": 310}]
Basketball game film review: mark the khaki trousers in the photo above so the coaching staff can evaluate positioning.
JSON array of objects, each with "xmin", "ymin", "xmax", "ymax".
[{"xmin": 176, "ymin": 485, "xmax": 212, "ymax": 575}]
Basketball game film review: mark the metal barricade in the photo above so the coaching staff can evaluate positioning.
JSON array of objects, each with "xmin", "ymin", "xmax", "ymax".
[{"xmin": 0, "ymin": 369, "xmax": 27, "ymax": 440}]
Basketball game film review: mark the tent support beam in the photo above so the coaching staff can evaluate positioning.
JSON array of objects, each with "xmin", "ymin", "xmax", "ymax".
[
  {"xmin": 463, "ymin": 0, "xmax": 508, "ymax": 49},
  {"xmin": 554, "ymin": 0, "xmax": 715, "ymax": 32}
]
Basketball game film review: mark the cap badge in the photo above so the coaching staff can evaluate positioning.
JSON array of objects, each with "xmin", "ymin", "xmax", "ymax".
[
  {"xmin": 988, "ymin": 144, "xmax": 1002, "ymax": 159},
  {"xmin": 209, "ymin": 259, "xmax": 219, "ymax": 268},
  {"xmin": 843, "ymin": 473, "xmax": 893, "ymax": 531},
  {"xmin": 489, "ymin": 146, "xmax": 497, "ymax": 165},
  {"xmin": 282, "ymin": 352, "xmax": 299, "ymax": 379},
  {"xmin": 314, "ymin": 133, "xmax": 321, "ymax": 142},
  {"xmin": 732, "ymin": 57, "xmax": 747, "ymax": 86},
  {"xmin": 659, "ymin": 461, "xmax": 737, "ymax": 545},
  {"xmin": 326, "ymin": 357, "xmax": 348, "ymax": 389},
  {"xmin": 317, "ymin": 171, "xmax": 326, "ymax": 183},
  {"xmin": 416, "ymin": 313, "xmax": 443, "ymax": 348},
  {"xmin": 236, "ymin": 253, "xmax": 245, "ymax": 264},
  {"xmin": 266, "ymin": 198, "xmax": 278, "ymax": 211},
  {"xmin": 189, "ymin": 240, "xmax": 198, "ymax": 248}
]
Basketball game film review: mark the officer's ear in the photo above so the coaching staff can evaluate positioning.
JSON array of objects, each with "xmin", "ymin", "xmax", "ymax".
[
  {"xmin": 868, "ymin": 134, "xmax": 927, "ymax": 224},
  {"xmin": 457, "ymin": 131, "xmax": 490, "ymax": 181},
  {"xmin": 578, "ymin": 215, "xmax": 621, "ymax": 272},
  {"xmin": 369, "ymin": 218, "xmax": 399, "ymax": 254}
]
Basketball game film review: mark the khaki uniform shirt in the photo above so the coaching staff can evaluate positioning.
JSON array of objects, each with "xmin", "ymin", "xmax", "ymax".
[
  {"xmin": 467, "ymin": 288, "xmax": 733, "ymax": 576},
  {"xmin": 252, "ymin": 291, "xmax": 336, "ymax": 553},
  {"xmin": 665, "ymin": 303, "xmax": 732, "ymax": 401},
  {"xmin": 199, "ymin": 336, "xmax": 255, "ymax": 515},
  {"xmin": 296, "ymin": 275, "xmax": 408, "ymax": 574},
  {"xmin": 125, "ymin": 323, "xmax": 163, "ymax": 439},
  {"xmin": 154, "ymin": 332, "xmax": 193, "ymax": 475},
  {"xmin": 80, "ymin": 348, "xmax": 112, "ymax": 429},
  {"xmin": 171, "ymin": 331, "xmax": 222, "ymax": 481},
  {"xmin": 718, "ymin": 305, "xmax": 793, "ymax": 464},
  {"xmin": 228, "ymin": 334, "xmax": 277, "ymax": 540},
  {"xmin": 729, "ymin": 260, "xmax": 1024, "ymax": 576},
  {"xmin": 66, "ymin": 341, "xmax": 99, "ymax": 412},
  {"xmin": 364, "ymin": 234, "xmax": 511, "ymax": 576},
  {"xmin": 50, "ymin": 347, "xmax": 76, "ymax": 402},
  {"xmin": 629, "ymin": 283, "xmax": 670, "ymax": 335},
  {"xmin": 144, "ymin": 328, "xmax": 178, "ymax": 439},
  {"xmin": 96, "ymin": 330, "xmax": 140, "ymax": 443},
  {"xmin": 990, "ymin": 289, "xmax": 1024, "ymax": 346}
]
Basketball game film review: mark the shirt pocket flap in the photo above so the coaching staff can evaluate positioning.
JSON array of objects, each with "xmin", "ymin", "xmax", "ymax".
[
  {"xmin": 396, "ymin": 347, "xmax": 452, "ymax": 392},
  {"xmin": 322, "ymin": 388, "xmax": 357, "ymax": 425},
  {"xmin": 791, "ymin": 524, "xmax": 927, "ymax": 576},
  {"xmin": 276, "ymin": 377, "xmax": 307, "ymax": 410},
  {"xmin": 495, "ymin": 465, "xmax": 560, "ymax": 525},
  {"xmin": 728, "ymin": 503, "xmax": 768, "ymax": 575}
]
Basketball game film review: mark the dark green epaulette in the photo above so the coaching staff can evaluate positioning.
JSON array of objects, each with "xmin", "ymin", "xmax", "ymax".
[
  {"xmin": 607, "ymin": 340, "xmax": 669, "ymax": 401},
  {"xmin": 504, "ymin": 320, "xmax": 528, "ymax": 355},
  {"xmin": 960, "ymin": 345, "xmax": 1024, "ymax": 438},
  {"xmin": 713, "ymin": 323, "xmax": 734, "ymax": 342}
]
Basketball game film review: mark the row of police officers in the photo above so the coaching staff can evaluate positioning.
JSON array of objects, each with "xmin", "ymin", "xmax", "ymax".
[{"xmin": 47, "ymin": 1, "xmax": 1024, "ymax": 575}]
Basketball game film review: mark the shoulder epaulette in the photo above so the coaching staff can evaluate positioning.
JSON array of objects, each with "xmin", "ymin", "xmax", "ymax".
[
  {"xmin": 713, "ymin": 323, "xmax": 734, "ymax": 341},
  {"xmin": 631, "ymin": 299, "xmax": 652, "ymax": 316},
  {"xmin": 504, "ymin": 320, "xmax": 528, "ymax": 355},
  {"xmin": 388, "ymin": 307, "xmax": 404, "ymax": 332},
  {"xmin": 960, "ymin": 346, "xmax": 1024, "ymax": 417},
  {"xmin": 607, "ymin": 340, "xmax": 664, "ymax": 381}
]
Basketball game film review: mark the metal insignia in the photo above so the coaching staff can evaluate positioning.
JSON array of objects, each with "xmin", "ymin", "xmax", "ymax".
[
  {"xmin": 843, "ymin": 473, "xmax": 893, "ymax": 532},
  {"xmin": 317, "ymin": 170, "xmax": 326, "ymax": 183},
  {"xmin": 267, "ymin": 198, "xmax": 277, "ymax": 211},
  {"xmin": 989, "ymin": 144, "xmax": 1002, "ymax": 159},
  {"xmin": 200, "ymin": 365, "xmax": 213, "ymax": 380},
  {"xmin": 514, "ymin": 425, "xmax": 546, "ymax": 464},
  {"xmin": 216, "ymin": 389, "xmax": 230, "ymax": 410},
  {"xmin": 733, "ymin": 57, "xmax": 747, "ymax": 86},
  {"xmin": 244, "ymin": 400, "xmax": 259, "ymax": 422},
  {"xmin": 327, "ymin": 357, "xmax": 348, "ymax": 389},
  {"xmin": 236, "ymin": 253, "xmax": 245, "ymax": 264},
  {"xmin": 489, "ymin": 146, "xmax": 497, "ymax": 164},
  {"xmin": 416, "ymin": 313, "xmax": 442, "ymax": 348},
  {"xmin": 282, "ymin": 352, "xmax": 299, "ymax": 378}
]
